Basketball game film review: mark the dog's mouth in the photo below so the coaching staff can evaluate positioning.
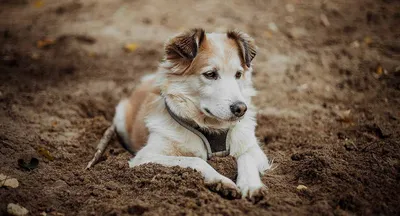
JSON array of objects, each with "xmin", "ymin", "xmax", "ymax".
[{"xmin": 200, "ymin": 107, "xmax": 241, "ymax": 122}]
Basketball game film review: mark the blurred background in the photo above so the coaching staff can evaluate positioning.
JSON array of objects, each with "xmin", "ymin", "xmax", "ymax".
[{"xmin": 0, "ymin": 0, "xmax": 399, "ymax": 215}]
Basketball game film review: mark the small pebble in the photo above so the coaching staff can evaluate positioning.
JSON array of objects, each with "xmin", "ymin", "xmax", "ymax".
[
  {"xmin": 296, "ymin": 185, "xmax": 308, "ymax": 190},
  {"xmin": 320, "ymin": 14, "xmax": 330, "ymax": 27},
  {"xmin": 31, "ymin": 52, "xmax": 40, "ymax": 60},
  {"xmin": 395, "ymin": 65, "xmax": 400, "ymax": 73},
  {"xmin": 0, "ymin": 174, "xmax": 19, "ymax": 188},
  {"xmin": 7, "ymin": 203, "xmax": 29, "ymax": 216},
  {"xmin": 285, "ymin": 4, "xmax": 295, "ymax": 13},
  {"xmin": 351, "ymin": 40, "xmax": 360, "ymax": 48},
  {"xmin": 268, "ymin": 22, "xmax": 279, "ymax": 32}
]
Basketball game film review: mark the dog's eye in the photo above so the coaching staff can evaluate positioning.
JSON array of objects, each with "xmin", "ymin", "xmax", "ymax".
[
  {"xmin": 203, "ymin": 71, "xmax": 219, "ymax": 80},
  {"xmin": 235, "ymin": 71, "xmax": 243, "ymax": 79}
]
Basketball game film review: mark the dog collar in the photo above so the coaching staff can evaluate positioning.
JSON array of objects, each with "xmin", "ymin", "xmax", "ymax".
[{"xmin": 165, "ymin": 101, "xmax": 231, "ymax": 159}]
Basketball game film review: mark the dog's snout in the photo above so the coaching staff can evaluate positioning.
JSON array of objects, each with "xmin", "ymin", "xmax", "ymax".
[{"xmin": 230, "ymin": 101, "xmax": 247, "ymax": 117}]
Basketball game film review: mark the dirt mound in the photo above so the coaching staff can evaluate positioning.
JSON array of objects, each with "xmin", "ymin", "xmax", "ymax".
[{"xmin": 1, "ymin": 0, "xmax": 399, "ymax": 215}]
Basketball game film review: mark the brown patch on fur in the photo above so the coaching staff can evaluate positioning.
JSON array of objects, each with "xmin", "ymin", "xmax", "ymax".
[
  {"xmin": 181, "ymin": 37, "xmax": 234, "ymax": 76},
  {"xmin": 165, "ymin": 28, "xmax": 205, "ymax": 61},
  {"xmin": 164, "ymin": 29, "xmax": 222, "ymax": 76},
  {"xmin": 184, "ymin": 50, "xmax": 214, "ymax": 75},
  {"xmin": 124, "ymin": 77, "xmax": 161, "ymax": 151},
  {"xmin": 183, "ymin": 34, "xmax": 245, "ymax": 77},
  {"xmin": 227, "ymin": 30, "xmax": 257, "ymax": 68},
  {"xmin": 164, "ymin": 30, "xmax": 252, "ymax": 78}
]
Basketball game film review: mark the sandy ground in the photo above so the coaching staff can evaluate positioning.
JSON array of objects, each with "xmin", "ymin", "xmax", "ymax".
[{"xmin": 0, "ymin": 0, "xmax": 399, "ymax": 215}]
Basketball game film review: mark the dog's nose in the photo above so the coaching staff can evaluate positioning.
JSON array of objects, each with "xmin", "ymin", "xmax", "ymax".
[{"xmin": 230, "ymin": 101, "xmax": 247, "ymax": 117}]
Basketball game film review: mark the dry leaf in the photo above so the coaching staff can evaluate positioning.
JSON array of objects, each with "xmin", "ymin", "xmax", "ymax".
[
  {"xmin": 297, "ymin": 185, "xmax": 308, "ymax": 190},
  {"xmin": 124, "ymin": 43, "xmax": 138, "ymax": 52},
  {"xmin": 33, "ymin": 0, "xmax": 44, "ymax": 8},
  {"xmin": 7, "ymin": 203, "xmax": 29, "ymax": 216},
  {"xmin": 373, "ymin": 65, "xmax": 388, "ymax": 78},
  {"xmin": 87, "ymin": 51, "xmax": 97, "ymax": 57},
  {"xmin": 376, "ymin": 65, "xmax": 383, "ymax": 75},
  {"xmin": 0, "ymin": 174, "xmax": 20, "ymax": 188},
  {"xmin": 336, "ymin": 109, "xmax": 353, "ymax": 124},
  {"xmin": 37, "ymin": 38, "xmax": 55, "ymax": 49},
  {"xmin": 364, "ymin": 36, "xmax": 372, "ymax": 45},
  {"xmin": 37, "ymin": 147, "xmax": 55, "ymax": 161},
  {"xmin": 263, "ymin": 31, "xmax": 273, "ymax": 39}
]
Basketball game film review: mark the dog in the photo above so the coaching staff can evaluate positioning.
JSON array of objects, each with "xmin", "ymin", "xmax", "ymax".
[{"xmin": 113, "ymin": 29, "xmax": 271, "ymax": 202}]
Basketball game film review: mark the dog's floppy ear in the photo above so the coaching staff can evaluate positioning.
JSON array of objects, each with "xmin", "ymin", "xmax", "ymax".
[
  {"xmin": 227, "ymin": 30, "xmax": 257, "ymax": 68},
  {"xmin": 165, "ymin": 28, "xmax": 205, "ymax": 62}
]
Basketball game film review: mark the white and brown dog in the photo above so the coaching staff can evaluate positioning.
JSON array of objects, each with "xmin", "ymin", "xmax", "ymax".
[{"xmin": 113, "ymin": 29, "xmax": 271, "ymax": 201}]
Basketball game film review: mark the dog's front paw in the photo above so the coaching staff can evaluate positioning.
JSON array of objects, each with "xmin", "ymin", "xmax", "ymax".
[
  {"xmin": 206, "ymin": 177, "xmax": 241, "ymax": 199},
  {"xmin": 238, "ymin": 183, "xmax": 267, "ymax": 203}
]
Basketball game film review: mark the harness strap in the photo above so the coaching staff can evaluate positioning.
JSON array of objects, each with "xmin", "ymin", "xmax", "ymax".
[{"xmin": 165, "ymin": 101, "xmax": 230, "ymax": 159}]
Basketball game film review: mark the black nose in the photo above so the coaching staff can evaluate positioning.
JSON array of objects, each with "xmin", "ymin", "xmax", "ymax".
[{"xmin": 230, "ymin": 101, "xmax": 247, "ymax": 117}]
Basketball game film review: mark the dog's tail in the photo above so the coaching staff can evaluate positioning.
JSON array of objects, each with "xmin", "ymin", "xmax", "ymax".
[
  {"xmin": 86, "ymin": 123, "xmax": 116, "ymax": 169},
  {"xmin": 113, "ymin": 99, "xmax": 136, "ymax": 155},
  {"xmin": 86, "ymin": 98, "xmax": 135, "ymax": 169}
]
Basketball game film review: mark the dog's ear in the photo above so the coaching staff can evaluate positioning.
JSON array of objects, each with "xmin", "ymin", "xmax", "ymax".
[
  {"xmin": 165, "ymin": 28, "xmax": 205, "ymax": 62},
  {"xmin": 227, "ymin": 30, "xmax": 257, "ymax": 68}
]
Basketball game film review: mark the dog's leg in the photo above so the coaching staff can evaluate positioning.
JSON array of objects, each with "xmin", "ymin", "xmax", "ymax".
[
  {"xmin": 236, "ymin": 145, "xmax": 270, "ymax": 203},
  {"xmin": 130, "ymin": 154, "xmax": 241, "ymax": 199}
]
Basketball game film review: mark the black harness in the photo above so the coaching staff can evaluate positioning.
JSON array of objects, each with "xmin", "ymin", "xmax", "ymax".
[{"xmin": 165, "ymin": 101, "xmax": 231, "ymax": 159}]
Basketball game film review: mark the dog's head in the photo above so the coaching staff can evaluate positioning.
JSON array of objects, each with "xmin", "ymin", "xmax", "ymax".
[{"xmin": 160, "ymin": 28, "xmax": 257, "ymax": 129}]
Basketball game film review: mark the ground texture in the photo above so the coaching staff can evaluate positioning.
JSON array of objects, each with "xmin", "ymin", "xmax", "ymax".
[{"xmin": 1, "ymin": 0, "xmax": 400, "ymax": 215}]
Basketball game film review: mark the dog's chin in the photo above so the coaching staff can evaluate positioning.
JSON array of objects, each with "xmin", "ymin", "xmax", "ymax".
[{"xmin": 199, "ymin": 109, "xmax": 242, "ymax": 129}]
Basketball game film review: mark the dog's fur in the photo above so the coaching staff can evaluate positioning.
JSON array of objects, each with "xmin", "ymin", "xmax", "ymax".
[{"xmin": 113, "ymin": 29, "xmax": 271, "ymax": 201}]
